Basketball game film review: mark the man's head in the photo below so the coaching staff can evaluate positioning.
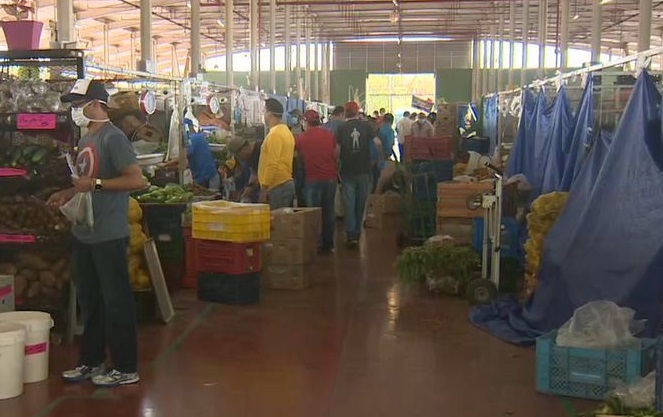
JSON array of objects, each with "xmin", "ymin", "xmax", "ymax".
[
  {"xmin": 382, "ymin": 113, "xmax": 394, "ymax": 126},
  {"xmin": 227, "ymin": 136, "xmax": 254, "ymax": 161},
  {"xmin": 372, "ymin": 110, "xmax": 379, "ymax": 118},
  {"xmin": 409, "ymin": 112, "xmax": 417, "ymax": 120},
  {"xmin": 62, "ymin": 79, "xmax": 113, "ymax": 127},
  {"xmin": 264, "ymin": 98, "xmax": 285, "ymax": 127},
  {"xmin": 303, "ymin": 109, "xmax": 321, "ymax": 128},
  {"xmin": 403, "ymin": 111, "xmax": 411, "ymax": 119},
  {"xmin": 344, "ymin": 101, "xmax": 360, "ymax": 119},
  {"xmin": 417, "ymin": 112, "xmax": 427, "ymax": 123},
  {"xmin": 379, "ymin": 108, "xmax": 386, "ymax": 116},
  {"xmin": 331, "ymin": 105, "xmax": 344, "ymax": 119}
]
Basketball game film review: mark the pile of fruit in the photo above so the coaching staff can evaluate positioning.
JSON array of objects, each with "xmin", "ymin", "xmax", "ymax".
[
  {"xmin": 0, "ymin": 252, "xmax": 70, "ymax": 304},
  {"xmin": 135, "ymin": 183, "xmax": 194, "ymax": 204},
  {"xmin": 523, "ymin": 191, "xmax": 569, "ymax": 296},
  {"xmin": 0, "ymin": 195, "xmax": 69, "ymax": 234},
  {"xmin": 1, "ymin": 143, "xmax": 55, "ymax": 170},
  {"xmin": 128, "ymin": 197, "xmax": 151, "ymax": 290}
]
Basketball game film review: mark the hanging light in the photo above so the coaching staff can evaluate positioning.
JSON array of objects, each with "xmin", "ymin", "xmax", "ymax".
[
  {"xmin": 572, "ymin": 14, "xmax": 579, "ymax": 20},
  {"xmin": 390, "ymin": 10, "xmax": 400, "ymax": 23},
  {"xmin": 217, "ymin": 19, "xmax": 225, "ymax": 27},
  {"xmin": 599, "ymin": 0, "xmax": 612, "ymax": 4}
]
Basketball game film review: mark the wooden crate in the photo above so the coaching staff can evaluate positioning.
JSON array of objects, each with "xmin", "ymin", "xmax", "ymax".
[{"xmin": 437, "ymin": 181, "xmax": 493, "ymax": 218}]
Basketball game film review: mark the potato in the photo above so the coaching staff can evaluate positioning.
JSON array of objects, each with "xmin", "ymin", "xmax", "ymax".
[
  {"xmin": 14, "ymin": 275, "xmax": 27, "ymax": 297},
  {"xmin": 21, "ymin": 269, "xmax": 38, "ymax": 282},
  {"xmin": 16, "ymin": 253, "xmax": 48, "ymax": 270},
  {"xmin": 27, "ymin": 281, "xmax": 41, "ymax": 298},
  {"xmin": 39, "ymin": 271, "xmax": 57, "ymax": 287},
  {"xmin": 51, "ymin": 259, "xmax": 68, "ymax": 276},
  {"xmin": 0, "ymin": 263, "xmax": 17, "ymax": 275}
]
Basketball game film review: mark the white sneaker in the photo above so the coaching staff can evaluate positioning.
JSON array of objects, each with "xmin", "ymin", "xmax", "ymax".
[{"xmin": 92, "ymin": 369, "xmax": 140, "ymax": 387}]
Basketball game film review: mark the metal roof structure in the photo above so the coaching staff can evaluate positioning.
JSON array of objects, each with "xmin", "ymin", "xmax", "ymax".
[{"xmin": 0, "ymin": 0, "xmax": 660, "ymax": 73}]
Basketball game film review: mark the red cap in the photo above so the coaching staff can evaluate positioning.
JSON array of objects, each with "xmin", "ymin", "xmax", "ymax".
[
  {"xmin": 344, "ymin": 101, "xmax": 360, "ymax": 115},
  {"xmin": 304, "ymin": 109, "xmax": 320, "ymax": 124}
]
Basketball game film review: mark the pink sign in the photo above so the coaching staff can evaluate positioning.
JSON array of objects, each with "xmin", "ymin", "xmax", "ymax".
[
  {"xmin": 0, "ymin": 168, "xmax": 27, "ymax": 177},
  {"xmin": 17, "ymin": 113, "xmax": 57, "ymax": 130},
  {"xmin": 0, "ymin": 234, "xmax": 36, "ymax": 244},
  {"xmin": 25, "ymin": 342, "xmax": 48, "ymax": 355},
  {"xmin": 0, "ymin": 285, "xmax": 11, "ymax": 299}
]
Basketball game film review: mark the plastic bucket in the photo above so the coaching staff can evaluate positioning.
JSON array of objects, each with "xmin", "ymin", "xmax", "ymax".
[
  {"xmin": 0, "ymin": 322, "xmax": 26, "ymax": 400},
  {"xmin": 0, "ymin": 311, "xmax": 53, "ymax": 383}
]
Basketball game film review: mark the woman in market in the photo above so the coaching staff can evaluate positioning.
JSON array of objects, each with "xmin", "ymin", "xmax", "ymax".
[{"xmin": 47, "ymin": 79, "xmax": 144, "ymax": 387}]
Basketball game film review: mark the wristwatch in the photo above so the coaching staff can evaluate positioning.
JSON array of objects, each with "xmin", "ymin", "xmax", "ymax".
[{"xmin": 94, "ymin": 178, "xmax": 103, "ymax": 192}]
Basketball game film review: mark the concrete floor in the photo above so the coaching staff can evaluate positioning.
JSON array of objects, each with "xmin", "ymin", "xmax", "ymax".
[{"xmin": 3, "ymin": 229, "xmax": 596, "ymax": 417}]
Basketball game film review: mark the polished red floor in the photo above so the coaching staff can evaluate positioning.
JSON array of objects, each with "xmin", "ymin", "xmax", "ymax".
[{"xmin": 4, "ymin": 230, "xmax": 595, "ymax": 417}]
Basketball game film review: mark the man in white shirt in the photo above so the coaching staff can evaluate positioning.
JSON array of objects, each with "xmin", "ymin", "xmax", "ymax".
[{"xmin": 396, "ymin": 111, "xmax": 414, "ymax": 162}]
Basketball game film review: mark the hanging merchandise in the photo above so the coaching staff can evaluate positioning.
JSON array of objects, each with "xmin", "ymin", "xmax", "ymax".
[
  {"xmin": 559, "ymin": 77, "xmax": 595, "ymax": 191},
  {"xmin": 236, "ymin": 88, "xmax": 266, "ymax": 126},
  {"xmin": 471, "ymin": 70, "xmax": 663, "ymax": 346},
  {"xmin": 538, "ymin": 86, "xmax": 573, "ymax": 195},
  {"xmin": 166, "ymin": 101, "xmax": 181, "ymax": 161},
  {"xmin": 482, "ymin": 95, "xmax": 498, "ymax": 155}
]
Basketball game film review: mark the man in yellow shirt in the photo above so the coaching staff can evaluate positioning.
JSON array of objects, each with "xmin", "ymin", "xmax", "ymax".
[{"xmin": 258, "ymin": 98, "xmax": 296, "ymax": 209}]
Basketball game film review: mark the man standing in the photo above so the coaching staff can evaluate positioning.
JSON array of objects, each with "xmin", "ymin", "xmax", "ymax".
[
  {"xmin": 296, "ymin": 110, "xmax": 338, "ymax": 252},
  {"xmin": 336, "ymin": 101, "xmax": 381, "ymax": 248},
  {"xmin": 396, "ymin": 111, "xmax": 414, "ymax": 162},
  {"xmin": 48, "ymin": 80, "xmax": 144, "ymax": 387},
  {"xmin": 411, "ymin": 112, "xmax": 435, "ymax": 137},
  {"xmin": 258, "ymin": 98, "xmax": 296, "ymax": 209},
  {"xmin": 323, "ymin": 105, "xmax": 345, "ymax": 138}
]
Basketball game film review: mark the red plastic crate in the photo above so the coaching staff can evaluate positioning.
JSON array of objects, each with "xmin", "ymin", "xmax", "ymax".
[
  {"xmin": 194, "ymin": 240, "xmax": 262, "ymax": 274},
  {"xmin": 404, "ymin": 135, "xmax": 453, "ymax": 162}
]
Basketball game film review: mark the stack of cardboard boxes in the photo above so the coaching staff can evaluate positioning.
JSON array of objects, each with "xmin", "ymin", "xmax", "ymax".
[
  {"xmin": 436, "ymin": 181, "xmax": 494, "ymax": 244},
  {"xmin": 264, "ymin": 208, "xmax": 321, "ymax": 290},
  {"xmin": 364, "ymin": 194, "xmax": 405, "ymax": 231},
  {"xmin": 435, "ymin": 102, "xmax": 458, "ymax": 137}
]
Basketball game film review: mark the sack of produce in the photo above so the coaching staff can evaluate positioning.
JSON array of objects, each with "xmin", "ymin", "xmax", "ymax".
[{"xmin": 524, "ymin": 191, "xmax": 569, "ymax": 296}]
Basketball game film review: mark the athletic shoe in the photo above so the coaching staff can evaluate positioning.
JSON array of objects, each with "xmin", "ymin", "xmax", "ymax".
[
  {"xmin": 62, "ymin": 364, "xmax": 105, "ymax": 383},
  {"xmin": 92, "ymin": 369, "xmax": 140, "ymax": 387}
]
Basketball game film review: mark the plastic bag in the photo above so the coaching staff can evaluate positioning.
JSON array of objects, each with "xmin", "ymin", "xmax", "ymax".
[
  {"xmin": 610, "ymin": 371, "xmax": 656, "ymax": 410},
  {"xmin": 60, "ymin": 192, "xmax": 94, "ymax": 231},
  {"xmin": 556, "ymin": 301, "xmax": 646, "ymax": 349}
]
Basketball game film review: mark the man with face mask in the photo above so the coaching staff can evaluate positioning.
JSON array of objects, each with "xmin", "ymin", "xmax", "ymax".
[
  {"xmin": 47, "ymin": 80, "xmax": 145, "ymax": 387},
  {"xmin": 411, "ymin": 112, "xmax": 435, "ymax": 138}
]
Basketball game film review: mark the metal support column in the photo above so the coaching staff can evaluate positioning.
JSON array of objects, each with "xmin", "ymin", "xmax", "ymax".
[
  {"xmin": 314, "ymin": 36, "xmax": 320, "ymax": 100},
  {"xmin": 55, "ymin": 0, "xmax": 75, "ymax": 46},
  {"xmin": 103, "ymin": 23, "xmax": 110, "ymax": 66},
  {"xmin": 295, "ymin": 8, "xmax": 302, "ymax": 98},
  {"xmin": 472, "ymin": 38, "xmax": 480, "ymax": 101},
  {"xmin": 482, "ymin": 36, "xmax": 488, "ymax": 96},
  {"xmin": 497, "ymin": 14, "xmax": 505, "ymax": 91},
  {"xmin": 305, "ymin": 17, "xmax": 311, "ymax": 100},
  {"xmin": 284, "ymin": 6, "xmax": 291, "ymax": 95},
  {"xmin": 591, "ymin": 0, "xmax": 602, "ymax": 62},
  {"xmin": 270, "ymin": 0, "xmax": 277, "ymax": 93},
  {"xmin": 521, "ymin": 0, "xmax": 530, "ymax": 85},
  {"xmin": 226, "ymin": 0, "xmax": 234, "ymax": 86},
  {"xmin": 538, "ymin": 0, "xmax": 548, "ymax": 77},
  {"xmin": 639, "ymin": 0, "xmax": 652, "ymax": 52},
  {"xmin": 508, "ymin": 0, "xmax": 515, "ymax": 87},
  {"xmin": 324, "ymin": 42, "xmax": 331, "ymax": 103},
  {"xmin": 171, "ymin": 42, "xmax": 179, "ymax": 76},
  {"xmin": 139, "ymin": 0, "xmax": 152, "ymax": 72},
  {"xmin": 489, "ymin": 24, "xmax": 496, "ymax": 93},
  {"xmin": 190, "ymin": 0, "xmax": 201, "ymax": 77},
  {"xmin": 130, "ymin": 31, "xmax": 136, "ymax": 71},
  {"xmin": 321, "ymin": 41, "xmax": 328, "ymax": 103},
  {"xmin": 250, "ymin": 0, "xmax": 259, "ymax": 89},
  {"xmin": 560, "ymin": 0, "xmax": 570, "ymax": 69}
]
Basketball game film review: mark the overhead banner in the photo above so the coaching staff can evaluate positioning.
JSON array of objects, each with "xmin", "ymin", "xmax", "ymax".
[{"xmin": 411, "ymin": 95, "xmax": 434, "ymax": 112}]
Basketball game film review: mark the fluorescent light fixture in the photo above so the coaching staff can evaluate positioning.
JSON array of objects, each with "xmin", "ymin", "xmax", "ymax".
[
  {"xmin": 217, "ymin": 19, "xmax": 225, "ymax": 27},
  {"xmin": 599, "ymin": 0, "xmax": 612, "ymax": 4},
  {"xmin": 572, "ymin": 14, "xmax": 579, "ymax": 20},
  {"xmin": 341, "ymin": 36, "xmax": 452, "ymax": 43},
  {"xmin": 186, "ymin": 1, "xmax": 191, "ymax": 8}
]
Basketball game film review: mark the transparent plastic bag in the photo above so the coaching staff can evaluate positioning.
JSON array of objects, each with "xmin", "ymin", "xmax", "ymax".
[
  {"xmin": 556, "ymin": 300, "xmax": 646, "ymax": 349},
  {"xmin": 60, "ymin": 192, "xmax": 94, "ymax": 230},
  {"xmin": 610, "ymin": 371, "xmax": 656, "ymax": 410}
]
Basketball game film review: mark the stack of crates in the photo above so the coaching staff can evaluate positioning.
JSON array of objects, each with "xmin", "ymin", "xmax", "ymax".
[
  {"xmin": 143, "ymin": 205, "xmax": 188, "ymax": 291},
  {"xmin": 191, "ymin": 201, "xmax": 271, "ymax": 305},
  {"xmin": 401, "ymin": 135, "xmax": 455, "ymax": 241}
]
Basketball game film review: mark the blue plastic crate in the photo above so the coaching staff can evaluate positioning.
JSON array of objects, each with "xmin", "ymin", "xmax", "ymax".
[
  {"xmin": 472, "ymin": 217, "xmax": 523, "ymax": 261},
  {"xmin": 460, "ymin": 137, "xmax": 490, "ymax": 154},
  {"xmin": 409, "ymin": 160, "xmax": 454, "ymax": 182},
  {"xmin": 536, "ymin": 330, "xmax": 657, "ymax": 400}
]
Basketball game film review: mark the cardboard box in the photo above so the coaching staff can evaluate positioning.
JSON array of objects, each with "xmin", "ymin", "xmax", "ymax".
[
  {"xmin": 263, "ymin": 264, "xmax": 312, "ymax": 290},
  {"xmin": 437, "ymin": 181, "xmax": 494, "ymax": 218},
  {"xmin": 366, "ymin": 193, "xmax": 403, "ymax": 215},
  {"xmin": 364, "ymin": 211, "xmax": 406, "ymax": 231},
  {"xmin": 271, "ymin": 208, "xmax": 321, "ymax": 239},
  {"xmin": 436, "ymin": 217, "xmax": 474, "ymax": 245},
  {"xmin": 0, "ymin": 275, "xmax": 15, "ymax": 313},
  {"xmin": 264, "ymin": 237, "xmax": 318, "ymax": 265}
]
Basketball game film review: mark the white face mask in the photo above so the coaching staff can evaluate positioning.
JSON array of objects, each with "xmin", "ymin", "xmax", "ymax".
[{"xmin": 71, "ymin": 101, "xmax": 109, "ymax": 127}]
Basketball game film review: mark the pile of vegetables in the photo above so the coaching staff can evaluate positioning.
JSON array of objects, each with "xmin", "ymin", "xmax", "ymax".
[
  {"xmin": 128, "ymin": 197, "xmax": 151, "ymax": 290},
  {"xmin": 397, "ymin": 242, "xmax": 480, "ymax": 295},
  {"xmin": 135, "ymin": 183, "xmax": 193, "ymax": 204},
  {"xmin": 0, "ymin": 252, "xmax": 70, "ymax": 304},
  {"xmin": 584, "ymin": 396, "xmax": 663, "ymax": 417},
  {"xmin": 0, "ymin": 195, "xmax": 69, "ymax": 234},
  {"xmin": 523, "ymin": 191, "xmax": 569, "ymax": 296},
  {"xmin": 1, "ymin": 143, "xmax": 55, "ymax": 170}
]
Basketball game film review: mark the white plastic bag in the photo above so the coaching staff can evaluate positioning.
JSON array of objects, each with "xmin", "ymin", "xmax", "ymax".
[
  {"xmin": 556, "ymin": 301, "xmax": 646, "ymax": 349},
  {"xmin": 60, "ymin": 192, "xmax": 94, "ymax": 230},
  {"xmin": 610, "ymin": 371, "xmax": 656, "ymax": 410}
]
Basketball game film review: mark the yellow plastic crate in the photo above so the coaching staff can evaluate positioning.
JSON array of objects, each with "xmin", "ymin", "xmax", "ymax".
[{"xmin": 192, "ymin": 201, "xmax": 271, "ymax": 243}]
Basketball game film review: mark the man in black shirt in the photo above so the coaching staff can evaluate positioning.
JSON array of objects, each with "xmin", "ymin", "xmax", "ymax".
[{"xmin": 336, "ymin": 101, "xmax": 382, "ymax": 248}]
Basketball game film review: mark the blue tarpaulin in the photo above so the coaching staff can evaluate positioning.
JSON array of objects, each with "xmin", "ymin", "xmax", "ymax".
[
  {"xmin": 506, "ymin": 90, "xmax": 537, "ymax": 179},
  {"xmin": 471, "ymin": 70, "xmax": 663, "ymax": 345},
  {"xmin": 559, "ymin": 78, "xmax": 595, "ymax": 191},
  {"xmin": 539, "ymin": 86, "xmax": 574, "ymax": 195},
  {"xmin": 482, "ymin": 96, "xmax": 498, "ymax": 155},
  {"xmin": 529, "ymin": 90, "xmax": 554, "ymax": 199}
]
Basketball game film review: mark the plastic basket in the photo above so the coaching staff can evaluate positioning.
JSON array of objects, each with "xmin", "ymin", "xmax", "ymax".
[
  {"xmin": 535, "ymin": 330, "xmax": 656, "ymax": 400},
  {"xmin": 197, "ymin": 272, "xmax": 261, "ymax": 306},
  {"xmin": 192, "ymin": 201, "xmax": 270, "ymax": 243},
  {"xmin": 194, "ymin": 240, "xmax": 262, "ymax": 274}
]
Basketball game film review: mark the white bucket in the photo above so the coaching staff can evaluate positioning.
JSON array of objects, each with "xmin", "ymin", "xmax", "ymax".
[
  {"xmin": 0, "ymin": 321, "xmax": 26, "ymax": 400},
  {"xmin": 0, "ymin": 311, "xmax": 53, "ymax": 383}
]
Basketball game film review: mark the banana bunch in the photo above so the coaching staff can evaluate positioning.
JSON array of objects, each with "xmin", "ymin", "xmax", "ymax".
[{"xmin": 524, "ymin": 192, "xmax": 569, "ymax": 296}]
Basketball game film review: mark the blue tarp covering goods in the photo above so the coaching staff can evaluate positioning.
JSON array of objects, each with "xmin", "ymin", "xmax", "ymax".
[
  {"xmin": 539, "ymin": 86, "xmax": 573, "ymax": 195},
  {"xmin": 472, "ymin": 71, "xmax": 663, "ymax": 345}
]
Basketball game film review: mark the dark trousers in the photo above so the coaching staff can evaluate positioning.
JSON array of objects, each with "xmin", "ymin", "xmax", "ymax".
[
  {"xmin": 341, "ymin": 173, "xmax": 371, "ymax": 240},
  {"xmin": 304, "ymin": 179, "xmax": 337, "ymax": 250},
  {"xmin": 398, "ymin": 144, "xmax": 404, "ymax": 162},
  {"xmin": 72, "ymin": 237, "xmax": 138, "ymax": 373}
]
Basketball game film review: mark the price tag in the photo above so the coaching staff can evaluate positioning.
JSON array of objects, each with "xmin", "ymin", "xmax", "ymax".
[
  {"xmin": 0, "ymin": 234, "xmax": 36, "ymax": 243},
  {"xmin": 17, "ymin": 113, "xmax": 57, "ymax": 130},
  {"xmin": 0, "ymin": 168, "xmax": 27, "ymax": 177}
]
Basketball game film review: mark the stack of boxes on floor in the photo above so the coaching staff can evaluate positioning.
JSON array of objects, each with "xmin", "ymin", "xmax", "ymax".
[
  {"xmin": 435, "ymin": 102, "xmax": 458, "ymax": 137},
  {"xmin": 436, "ymin": 181, "xmax": 493, "ymax": 245},
  {"xmin": 364, "ymin": 193, "xmax": 405, "ymax": 231},
  {"xmin": 263, "ymin": 208, "xmax": 321, "ymax": 290},
  {"xmin": 190, "ymin": 201, "xmax": 271, "ymax": 305}
]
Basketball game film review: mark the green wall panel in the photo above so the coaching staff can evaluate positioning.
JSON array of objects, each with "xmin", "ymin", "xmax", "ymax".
[
  {"xmin": 329, "ymin": 70, "xmax": 367, "ymax": 106},
  {"xmin": 435, "ymin": 69, "xmax": 473, "ymax": 103}
]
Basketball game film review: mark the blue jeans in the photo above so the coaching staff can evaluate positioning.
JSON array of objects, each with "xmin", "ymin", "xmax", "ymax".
[
  {"xmin": 341, "ymin": 173, "xmax": 370, "ymax": 240},
  {"xmin": 268, "ymin": 180, "xmax": 295, "ymax": 210},
  {"xmin": 304, "ymin": 179, "xmax": 337, "ymax": 250}
]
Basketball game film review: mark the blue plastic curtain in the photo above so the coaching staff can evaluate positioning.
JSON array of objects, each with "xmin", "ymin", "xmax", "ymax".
[
  {"xmin": 559, "ymin": 77, "xmax": 595, "ymax": 191},
  {"xmin": 482, "ymin": 96, "xmax": 499, "ymax": 155},
  {"xmin": 539, "ymin": 86, "xmax": 574, "ymax": 195},
  {"xmin": 471, "ymin": 70, "xmax": 663, "ymax": 345},
  {"xmin": 506, "ymin": 89, "xmax": 537, "ymax": 178},
  {"xmin": 529, "ymin": 90, "xmax": 554, "ymax": 197}
]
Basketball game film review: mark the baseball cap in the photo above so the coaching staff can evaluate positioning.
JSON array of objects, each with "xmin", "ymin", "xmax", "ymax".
[
  {"xmin": 303, "ymin": 109, "xmax": 320, "ymax": 124},
  {"xmin": 226, "ymin": 136, "xmax": 249, "ymax": 155},
  {"xmin": 62, "ymin": 79, "xmax": 112, "ymax": 105},
  {"xmin": 344, "ymin": 101, "xmax": 360, "ymax": 115}
]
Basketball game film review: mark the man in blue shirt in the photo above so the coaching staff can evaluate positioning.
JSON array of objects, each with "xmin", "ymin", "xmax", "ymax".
[
  {"xmin": 323, "ymin": 106, "xmax": 345, "ymax": 138},
  {"xmin": 185, "ymin": 131, "xmax": 220, "ymax": 191}
]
